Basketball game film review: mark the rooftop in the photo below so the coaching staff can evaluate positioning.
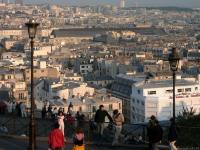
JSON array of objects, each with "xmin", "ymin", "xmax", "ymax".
[
  {"xmin": 51, "ymin": 27, "xmax": 167, "ymax": 38},
  {"xmin": 137, "ymin": 79, "xmax": 198, "ymax": 89}
]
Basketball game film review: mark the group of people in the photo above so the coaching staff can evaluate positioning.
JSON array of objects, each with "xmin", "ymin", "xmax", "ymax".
[
  {"xmin": 4, "ymin": 101, "xmax": 27, "ymax": 118},
  {"xmin": 48, "ymin": 105, "xmax": 178, "ymax": 150},
  {"xmin": 42, "ymin": 105, "xmax": 65, "ymax": 119},
  {"xmin": 94, "ymin": 105, "xmax": 124, "ymax": 145},
  {"xmin": 48, "ymin": 110, "xmax": 84, "ymax": 150},
  {"xmin": 48, "ymin": 104, "xmax": 124, "ymax": 150},
  {"xmin": 147, "ymin": 115, "xmax": 178, "ymax": 150}
]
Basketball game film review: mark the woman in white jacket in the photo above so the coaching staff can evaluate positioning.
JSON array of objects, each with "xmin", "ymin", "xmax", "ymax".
[{"xmin": 57, "ymin": 111, "xmax": 65, "ymax": 136}]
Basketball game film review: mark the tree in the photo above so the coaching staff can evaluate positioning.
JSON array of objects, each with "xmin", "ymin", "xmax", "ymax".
[{"xmin": 176, "ymin": 107, "xmax": 200, "ymax": 147}]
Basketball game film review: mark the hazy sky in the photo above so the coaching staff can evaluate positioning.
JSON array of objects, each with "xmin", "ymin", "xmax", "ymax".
[{"xmin": 24, "ymin": 0, "xmax": 200, "ymax": 8}]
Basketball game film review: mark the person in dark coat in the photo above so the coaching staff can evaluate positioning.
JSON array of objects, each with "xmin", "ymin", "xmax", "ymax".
[
  {"xmin": 94, "ymin": 105, "xmax": 113, "ymax": 136},
  {"xmin": 168, "ymin": 118, "xmax": 178, "ymax": 150},
  {"xmin": 147, "ymin": 116, "xmax": 163, "ymax": 150}
]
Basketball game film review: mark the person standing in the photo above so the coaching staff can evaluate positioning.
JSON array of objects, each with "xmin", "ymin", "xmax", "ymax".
[
  {"xmin": 112, "ymin": 109, "xmax": 124, "ymax": 145},
  {"xmin": 48, "ymin": 122, "xmax": 65, "ymax": 150},
  {"xmin": 42, "ymin": 106, "xmax": 47, "ymax": 119},
  {"xmin": 20, "ymin": 102, "xmax": 27, "ymax": 118},
  {"xmin": 57, "ymin": 111, "xmax": 65, "ymax": 136},
  {"xmin": 72, "ymin": 128, "xmax": 85, "ymax": 150},
  {"xmin": 94, "ymin": 105, "xmax": 113, "ymax": 136},
  {"xmin": 147, "ymin": 116, "xmax": 163, "ymax": 150},
  {"xmin": 168, "ymin": 118, "xmax": 178, "ymax": 150}
]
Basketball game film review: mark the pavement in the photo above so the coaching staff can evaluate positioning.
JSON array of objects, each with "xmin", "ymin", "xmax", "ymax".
[
  {"xmin": 0, "ymin": 136, "xmax": 142, "ymax": 150},
  {"xmin": 0, "ymin": 134, "xmax": 150, "ymax": 150}
]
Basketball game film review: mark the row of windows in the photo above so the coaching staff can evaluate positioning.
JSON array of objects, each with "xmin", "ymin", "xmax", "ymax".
[
  {"xmin": 147, "ymin": 87, "xmax": 198, "ymax": 95},
  {"xmin": 132, "ymin": 98, "xmax": 144, "ymax": 106}
]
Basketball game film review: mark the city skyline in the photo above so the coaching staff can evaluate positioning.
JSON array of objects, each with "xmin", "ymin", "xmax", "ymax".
[{"xmin": 22, "ymin": 0, "xmax": 200, "ymax": 8}]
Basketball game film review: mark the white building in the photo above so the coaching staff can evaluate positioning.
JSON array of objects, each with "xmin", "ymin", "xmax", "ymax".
[
  {"xmin": 34, "ymin": 46, "xmax": 52, "ymax": 57},
  {"xmin": 119, "ymin": 0, "xmax": 125, "ymax": 8},
  {"xmin": 51, "ymin": 82, "xmax": 94, "ymax": 100},
  {"xmin": 131, "ymin": 75, "xmax": 200, "ymax": 123}
]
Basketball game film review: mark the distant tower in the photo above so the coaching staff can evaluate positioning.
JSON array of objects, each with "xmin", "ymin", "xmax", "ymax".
[
  {"xmin": 15, "ymin": 0, "xmax": 23, "ymax": 5},
  {"xmin": 119, "ymin": 0, "xmax": 125, "ymax": 8}
]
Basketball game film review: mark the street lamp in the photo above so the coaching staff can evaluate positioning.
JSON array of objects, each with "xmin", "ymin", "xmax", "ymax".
[
  {"xmin": 168, "ymin": 47, "xmax": 180, "ymax": 122},
  {"xmin": 25, "ymin": 18, "xmax": 39, "ymax": 150}
]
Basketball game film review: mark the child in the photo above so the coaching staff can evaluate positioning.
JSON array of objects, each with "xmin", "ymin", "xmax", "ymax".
[{"xmin": 72, "ymin": 128, "xmax": 85, "ymax": 150}]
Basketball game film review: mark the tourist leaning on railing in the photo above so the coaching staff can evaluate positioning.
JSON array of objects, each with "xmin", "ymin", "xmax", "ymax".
[{"xmin": 112, "ymin": 109, "xmax": 124, "ymax": 146}]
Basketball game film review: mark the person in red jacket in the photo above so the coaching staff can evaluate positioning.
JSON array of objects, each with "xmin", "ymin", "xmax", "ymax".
[{"xmin": 48, "ymin": 122, "xmax": 65, "ymax": 150}]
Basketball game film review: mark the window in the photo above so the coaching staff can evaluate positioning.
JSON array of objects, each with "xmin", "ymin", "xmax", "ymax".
[
  {"xmin": 137, "ymin": 89, "xmax": 141, "ymax": 94},
  {"xmin": 148, "ymin": 91, "xmax": 156, "ymax": 95},
  {"xmin": 195, "ymin": 87, "xmax": 198, "ymax": 91},
  {"xmin": 19, "ymin": 93, "xmax": 24, "ymax": 99},
  {"xmin": 132, "ymin": 98, "xmax": 135, "ymax": 103},
  {"xmin": 165, "ymin": 89, "xmax": 173, "ymax": 93},
  {"xmin": 132, "ymin": 106, "xmax": 135, "ymax": 111},
  {"xmin": 81, "ymin": 66, "xmax": 85, "ymax": 68},
  {"xmin": 137, "ymin": 99, "xmax": 140, "ymax": 104},
  {"xmin": 109, "ymin": 104, "xmax": 113, "ymax": 111},
  {"xmin": 178, "ymin": 89, "xmax": 184, "ymax": 93},
  {"xmin": 185, "ymin": 88, "xmax": 191, "ymax": 92},
  {"xmin": 141, "ymin": 101, "xmax": 144, "ymax": 106}
]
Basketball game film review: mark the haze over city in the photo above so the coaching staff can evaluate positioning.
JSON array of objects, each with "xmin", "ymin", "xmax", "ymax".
[{"xmin": 22, "ymin": 0, "xmax": 200, "ymax": 8}]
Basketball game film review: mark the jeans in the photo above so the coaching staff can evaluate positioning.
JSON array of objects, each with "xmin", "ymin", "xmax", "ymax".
[
  {"xmin": 112, "ymin": 126, "xmax": 122, "ymax": 145},
  {"xmin": 97, "ymin": 123, "xmax": 104, "ymax": 136}
]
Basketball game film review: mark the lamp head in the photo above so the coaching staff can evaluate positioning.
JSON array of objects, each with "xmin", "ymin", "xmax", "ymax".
[
  {"xmin": 168, "ymin": 47, "xmax": 180, "ymax": 72},
  {"xmin": 25, "ymin": 18, "xmax": 39, "ymax": 39}
]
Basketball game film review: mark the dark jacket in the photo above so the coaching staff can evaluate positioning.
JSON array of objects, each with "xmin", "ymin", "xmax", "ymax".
[
  {"xmin": 168, "ymin": 124, "xmax": 178, "ymax": 142},
  {"xmin": 94, "ymin": 109, "xmax": 112, "ymax": 123},
  {"xmin": 147, "ymin": 124, "xmax": 163, "ymax": 143}
]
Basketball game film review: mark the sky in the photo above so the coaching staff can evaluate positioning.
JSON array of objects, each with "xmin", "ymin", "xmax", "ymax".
[{"xmin": 23, "ymin": 0, "xmax": 200, "ymax": 8}]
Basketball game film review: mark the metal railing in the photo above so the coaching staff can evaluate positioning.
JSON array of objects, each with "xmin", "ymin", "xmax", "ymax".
[{"xmin": 0, "ymin": 114, "xmax": 200, "ymax": 148}]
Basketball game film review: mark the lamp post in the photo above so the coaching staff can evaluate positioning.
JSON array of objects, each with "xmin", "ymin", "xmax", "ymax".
[
  {"xmin": 168, "ymin": 47, "xmax": 180, "ymax": 122},
  {"xmin": 25, "ymin": 19, "xmax": 39, "ymax": 150}
]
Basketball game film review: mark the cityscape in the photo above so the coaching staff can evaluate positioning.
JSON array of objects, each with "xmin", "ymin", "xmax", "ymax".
[{"xmin": 0, "ymin": 0, "xmax": 200, "ymax": 150}]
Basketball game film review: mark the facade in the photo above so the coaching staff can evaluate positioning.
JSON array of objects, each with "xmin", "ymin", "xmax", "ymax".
[
  {"xmin": 119, "ymin": 0, "xmax": 125, "ymax": 8},
  {"xmin": 110, "ymin": 74, "xmax": 145, "ymax": 123},
  {"xmin": 131, "ymin": 75, "xmax": 200, "ymax": 123},
  {"xmin": 25, "ymin": 68, "xmax": 60, "ymax": 83},
  {"xmin": 51, "ymin": 82, "xmax": 95, "ymax": 100},
  {"xmin": 74, "ymin": 58, "xmax": 93, "ymax": 75},
  {"xmin": 64, "ymin": 73, "xmax": 83, "ymax": 81}
]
